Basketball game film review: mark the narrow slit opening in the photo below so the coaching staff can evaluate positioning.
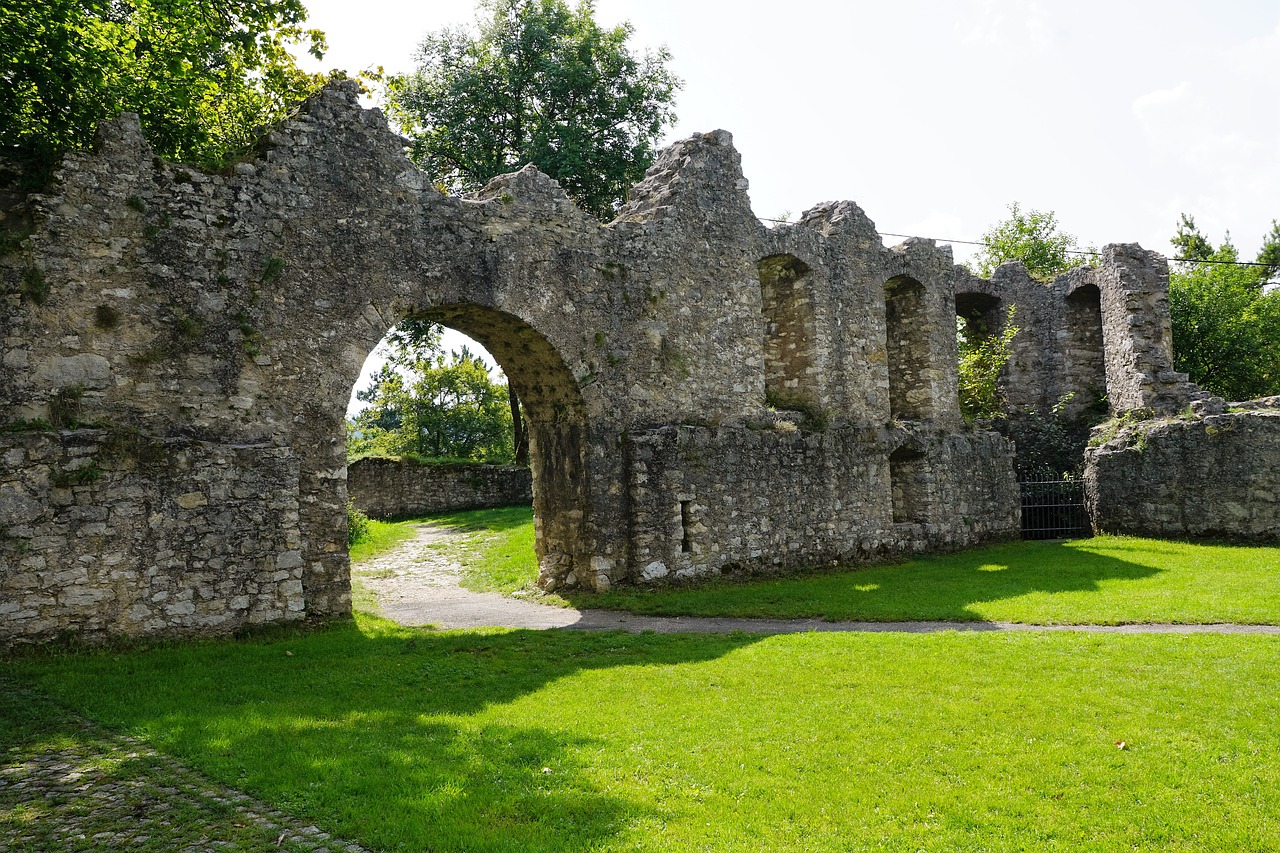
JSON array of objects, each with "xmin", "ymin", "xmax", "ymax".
[{"xmin": 680, "ymin": 501, "xmax": 692, "ymax": 553}]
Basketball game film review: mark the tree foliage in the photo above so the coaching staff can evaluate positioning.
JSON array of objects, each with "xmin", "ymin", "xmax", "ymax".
[
  {"xmin": 957, "ymin": 307, "xmax": 1018, "ymax": 421},
  {"xmin": 1168, "ymin": 215, "xmax": 1280, "ymax": 401},
  {"xmin": 972, "ymin": 203, "xmax": 1090, "ymax": 281},
  {"xmin": 349, "ymin": 339, "xmax": 516, "ymax": 464},
  {"xmin": 0, "ymin": 0, "xmax": 327, "ymax": 180},
  {"xmin": 385, "ymin": 0, "xmax": 680, "ymax": 219}
]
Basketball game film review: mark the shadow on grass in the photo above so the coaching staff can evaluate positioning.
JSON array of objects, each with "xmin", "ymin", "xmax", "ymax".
[
  {"xmin": 567, "ymin": 539, "xmax": 1168, "ymax": 622},
  {"xmin": 3, "ymin": 621, "xmax": 760, "ymax": 852},
  {"xmin": 428, "ymin": 504, "xmax": 533, "ymax": 533}
]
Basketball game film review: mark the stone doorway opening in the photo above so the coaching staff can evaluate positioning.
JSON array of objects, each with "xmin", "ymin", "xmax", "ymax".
[{"xmin": 344, "ymin": 305, "xmax": 588, "ymax": 593}]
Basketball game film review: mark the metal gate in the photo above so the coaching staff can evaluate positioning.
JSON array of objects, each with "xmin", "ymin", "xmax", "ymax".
[{"xmin": 1019, "ymin": 477, "xmax": 1091, "ymax": 540}]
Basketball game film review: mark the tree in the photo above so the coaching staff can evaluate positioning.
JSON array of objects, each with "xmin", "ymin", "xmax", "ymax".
[
  {"xmin": 372, "ymin": 315, "xmax": 527, "ymax": 465},
  {"xmin": 350, "ymin": 338, "xmax": 517, "ymax": 464},
  {"xmin": 957, "ymin": 307, "xmax": 1018, "ymax": 421},
  {"xmin": 1168, "ymin": 215, "xmax": 1280, "ymax": 400},
  {"xmin": 972, "ymin": 202, "xmax": 1090, "ymax": 281},
  {"xmin": 0, "ymin": 0, "xmax": 327, "ymax": 181},
  {"xmin": 385, "ymin": 0, "xmax": 680, "ymax": 219}
]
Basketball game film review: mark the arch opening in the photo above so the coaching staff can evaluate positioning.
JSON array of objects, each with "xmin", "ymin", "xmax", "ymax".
[
  {"xmin": 1063, "ymin": 284, "xmax": 1106, "ymax": 416},
  {"xmin": 884, "ymin": 275, "xmax": 935, "ymax": 421},
  {"xmin": 955, "ymin": 292, "xmax": 1004, "ymax": 348},
  {"xmin": 344, "ymin": 304, "xmax": 588, "ymax": 593},
  {"xmin": 759, "ymin": 254, "xmax": 816, "ymax": 411},
  {"xmin": 888, "ymin": 445, "xmax": 929, "ymax": 525}
]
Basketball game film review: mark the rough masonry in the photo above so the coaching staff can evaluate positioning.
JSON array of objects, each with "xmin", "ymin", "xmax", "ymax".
[
  {"xmin": 0, "ymin": 80, "xmax": 1242, "ymax": 646},
  {"xmin": 347, "ymin": 458, "xmax": 531, "ymax": 520}
]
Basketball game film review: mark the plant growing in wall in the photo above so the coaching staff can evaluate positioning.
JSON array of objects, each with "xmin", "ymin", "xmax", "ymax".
[{"xmin": 958, "ymin": 307, "xmax": 1017, "ymax": 422}]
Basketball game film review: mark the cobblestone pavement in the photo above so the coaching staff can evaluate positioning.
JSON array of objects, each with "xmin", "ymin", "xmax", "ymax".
[{"xmin": 0, "ymin": 682, "xmax": 367, "ymax": 853}]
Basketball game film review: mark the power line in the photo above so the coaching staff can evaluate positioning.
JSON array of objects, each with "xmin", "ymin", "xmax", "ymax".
[{"xmin": 759, "ymin": 219, "xmax": 1276, "ymax": 269}]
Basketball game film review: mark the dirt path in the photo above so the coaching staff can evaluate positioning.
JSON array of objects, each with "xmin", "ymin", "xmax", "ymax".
[{"xmin": 355, "ymin": 523, "xmax": 1280, "ymax": 636}]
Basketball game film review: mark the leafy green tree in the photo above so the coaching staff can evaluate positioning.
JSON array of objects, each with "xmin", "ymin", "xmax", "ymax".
[
  {"xmin": 374, "ymin": 315, "xmax": 527, "ymax": 464},
  {"xmin": 0, "ymin": 0, "xmax": 327, "ymax": 181},
  {"xmin": 1168, "ymin": 215, "xmax": 1280, "ymax": 400},
  {"xmin": 972, "ymin": 202, "xmax": 1090, "ymax": 281},
  {"xmin": 385, "ymin": 0, "xmax": 680, "ymax": 219},
  {"xmin": 405, "ymin": 346, "xmax": 513, "ymax": 461},
  {"xmin": 957, "ymin": 307, "xmax": 1018, "ymax": 421},
  {"xmin": 350, "ymin": 341, "xmax": 516, "ymax": 464}
]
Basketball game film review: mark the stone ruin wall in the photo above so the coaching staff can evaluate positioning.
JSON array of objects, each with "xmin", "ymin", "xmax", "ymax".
[
  {"xmin": 1084, "ymin": 400, "xmax": 1280, "ymax": 541},
  {"xmin": 956, "ymin": 245, "xmax": 1206, "ymax": 425},
  {"xmin": 347, "ymin": 458, "xmax": 532, "ymax": 520},
  {"xmin": 0, "ymin": 81, "xmax": 1022, "ymax": 645},
  {"xmin": 967, "ymin": 238, "xmax": 1277, "ymax": 543},
  {"xmin": 6, "ymin": 78, "xmax": 1267, "ymax": 646}
]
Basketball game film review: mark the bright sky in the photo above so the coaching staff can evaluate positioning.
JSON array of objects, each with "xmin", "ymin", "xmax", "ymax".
[{"xmin": 321, "ymin": 0, "xmax": 1280, "ymax": 414}]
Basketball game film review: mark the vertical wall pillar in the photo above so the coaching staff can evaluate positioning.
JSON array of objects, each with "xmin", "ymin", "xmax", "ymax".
[{"xmin": 1096, "ymin": 244, "xmax": 1200, "ymax": 413}]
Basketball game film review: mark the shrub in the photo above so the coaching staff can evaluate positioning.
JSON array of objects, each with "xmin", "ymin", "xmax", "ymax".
[{"xmin": 347, "ymin": 499, "xmax": 371, "ymax": 547}]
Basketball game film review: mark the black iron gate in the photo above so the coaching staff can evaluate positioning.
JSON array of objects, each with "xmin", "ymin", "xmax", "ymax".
[{"xmin": 1019, "ymin": 477, "xmax": 1091, "ymax": 540}]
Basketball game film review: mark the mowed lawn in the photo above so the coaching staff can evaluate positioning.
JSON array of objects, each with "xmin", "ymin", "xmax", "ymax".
[
  {"xmin": 5, "ymin": 511, "xmax": 1280, "ymax": 851},
  {"xmin": 5, "ymin": 618, "xmax": 1279, "ymax": 852},
  {"xmin": 581, "ymin": 535, "xmax": 1280, "ymax": 625},
  {"xmin": 405, "ymin": 506, "xmax": 1280, "ymax": 625}
]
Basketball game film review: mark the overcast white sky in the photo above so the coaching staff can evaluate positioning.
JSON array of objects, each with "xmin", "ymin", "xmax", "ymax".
[{"xmin": 319, "ymin": 0, "xmax": 1280, "ymax": 412}]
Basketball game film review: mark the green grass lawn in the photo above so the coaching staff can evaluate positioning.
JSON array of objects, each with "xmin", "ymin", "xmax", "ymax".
[
  {"xmin": 350, "ymin": 506, "xmax": 554, "ymax": 602},
  {"xmin": 404, "ymin": 506, "xmax": 1280, "ymax": 625},
  {"xmin": 349, "ymin": 517, "xmax": 420, "ymax": 564},
  {"xmin": 0, "ymin": 681, "xmax": 329, "ymax": 851},
  {"xmin": 5, "ymin": 617, "xmax": 1279, "ymax": 851},
  {"xmin": 580, "ymin": 535, "xmax": 1280, "ymax": 625},
  {"xmin": 427, "ymin": 506, "xmax": 541, "ymax": 597}
]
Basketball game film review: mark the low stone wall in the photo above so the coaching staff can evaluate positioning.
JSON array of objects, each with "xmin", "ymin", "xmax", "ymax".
[
  {"xmin": 1, "ymin": 430, "xmax": 306, "ymax": 647},
  {"xmin": 622, "ymin": 424, "xmax": 1019, "ymax": 582},
  {"xmin": 346, "ymin": 457, "xmax": 532, "ymax": 520},
  {"xmin": 1085, "ymin": 403, "xmax": 1280, "ymax": 540}
]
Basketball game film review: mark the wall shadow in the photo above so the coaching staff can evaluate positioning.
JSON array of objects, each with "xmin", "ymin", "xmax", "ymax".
[
  {"xmin": 3, "ymin": 624, "xmax": 762, "ymax": 852},
  {"xmin": 567, "ymin": 540, "xmax": 1170, "ymax": 622}
]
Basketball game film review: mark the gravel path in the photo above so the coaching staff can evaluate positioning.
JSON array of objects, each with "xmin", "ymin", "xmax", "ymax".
[{"xmin": 356, "ymin": 523, "xmax": 1280, "ymax": 636}]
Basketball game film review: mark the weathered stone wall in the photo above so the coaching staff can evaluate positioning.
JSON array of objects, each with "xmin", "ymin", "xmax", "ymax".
[
  {"xmin": 2, "ymin": 79, "xmax": 1033, "ymax": 645},
  {"xmin": 960, "ymin": 246, "xmax": 1204, "ymax": 423},
  {"xmin": 1085, "ymin": 401, "xmax": 1280, "ymax": 541},
  {"xmin": 625, "ymin": 424, "xmax": 1018, "ymax": 582},
  {"xmin": 347, "ymin": 458, "xmax": 531, "ymax": 519},
  {"xmin": 1, "ymin": 431, "xmax": 303, "ymax": 642},
  {"xmin": 954, "ymin": 245, "xmax": 1215, "ymax": 480}
]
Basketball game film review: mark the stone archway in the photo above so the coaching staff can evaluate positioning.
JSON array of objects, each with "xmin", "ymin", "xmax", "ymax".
[
  {"xmin": 955, "ymin": 291, "xmax": 1004, "ymax": 346},
  {"xmin": 350, "ymin": 305, "xmax": 589, "ymax": 590}
]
